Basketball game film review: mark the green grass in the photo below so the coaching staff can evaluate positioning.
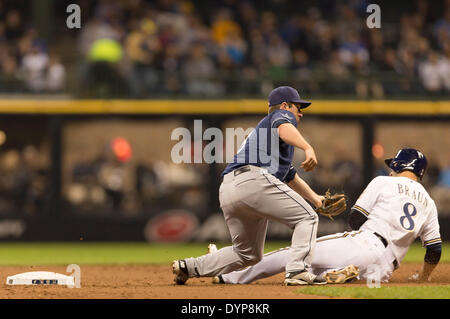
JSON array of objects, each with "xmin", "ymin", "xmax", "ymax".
[
  {"xmin": 0, "ymin": 241, "xmax": 291, "ymax": 266},
  {"xmin": 0, "ymin": 241, "xmax": 448, "ymax": 299},
  {"xmin": 402, "ymin": 243, "xmax": 448, "ymax": 262},
  {"xmin": 297, "ymin": 286, "xmax": 450, "ymax": 299},
  {"xmin": 0, "ymin": 241, "xmax": 447, "ymax": 266}
]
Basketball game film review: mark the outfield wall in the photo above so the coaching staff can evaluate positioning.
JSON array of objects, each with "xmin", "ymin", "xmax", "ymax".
[
  {"xmin": 0, "ymin": 99, "xmax": 449, "ymax": 115},
  {"xmin": 0, "ymin": 99, "xmax": 448, "ymax": 242}
]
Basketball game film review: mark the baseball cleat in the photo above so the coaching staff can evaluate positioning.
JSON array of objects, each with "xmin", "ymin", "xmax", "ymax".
[
  {"xmin": 324, "ymin": 265, "xmax": 359, "ymax": 284},
  {"xmin": 284, "ymin": 270, "xmax": 327, "ymax": 286},
  {"xmin": 207, "ymin": 243, "xmax": 218, "ymax": 254},
  {"xmin": 207, "ymin": 244, "xmax": 222, "ymax": 284},
  {"xmin": 212, "ymin": 275, "xmax": 225, "ymax": 284},
  {"xmin": 172, "ymin": 260, "xmax": 189, "ymax": 285}
]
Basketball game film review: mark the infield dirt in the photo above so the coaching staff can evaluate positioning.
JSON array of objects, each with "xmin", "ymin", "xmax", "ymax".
[{"xmin": 0, "ymin": 263, "xmax": 449, "ymax": 299}]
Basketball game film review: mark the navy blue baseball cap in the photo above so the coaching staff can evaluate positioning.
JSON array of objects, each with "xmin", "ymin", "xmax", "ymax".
[{"xmin": 268, "ymin": 86, "xmax": 311, "ymax": 108}]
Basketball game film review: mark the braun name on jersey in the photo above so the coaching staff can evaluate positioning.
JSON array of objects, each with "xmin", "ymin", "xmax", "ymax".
[{"xmin": 396, "ymin": 182, "xmax": 429, "ymax": 208}]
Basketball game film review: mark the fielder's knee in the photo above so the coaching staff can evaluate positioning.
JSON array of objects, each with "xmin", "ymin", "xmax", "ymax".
[
  {"xmin": 292, "ymin": 211, "xmax": 318, "ymax": 229},
  {"xmin": 305, "ymin": 211, "xmax": 319, "ymax": 223},
  {"xmin": 312, "ymin": 212, "xmax": 319, "ymax": 222},
  {"xmin": 237, "ymin": 251, "xmax": 263, "ymax": 267}
]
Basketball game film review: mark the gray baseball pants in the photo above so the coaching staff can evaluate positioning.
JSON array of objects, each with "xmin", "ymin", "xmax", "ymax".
[{"xmin": 184, "ymin": 165, "xmax": 318, "ymax": 277}]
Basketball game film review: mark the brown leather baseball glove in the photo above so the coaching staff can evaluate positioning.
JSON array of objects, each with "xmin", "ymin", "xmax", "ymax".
[{"xmin": 316, "ymin": 190, "xmax": 347, "ymax": 220}]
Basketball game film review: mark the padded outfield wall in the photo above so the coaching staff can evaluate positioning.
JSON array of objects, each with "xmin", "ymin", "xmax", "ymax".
[{"xmin": 0, "ymin": 99, "xmax": 448, "ymax": 242}]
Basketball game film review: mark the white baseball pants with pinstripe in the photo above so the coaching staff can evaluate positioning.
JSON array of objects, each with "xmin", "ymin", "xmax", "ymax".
[{"xmin": 220, "ymin": 230, "xmax": 397, "ymax": 284}]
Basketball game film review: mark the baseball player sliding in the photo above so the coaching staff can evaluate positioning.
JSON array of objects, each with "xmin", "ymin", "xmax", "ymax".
[
  {"xmin": 212, "ymin": 148, "xmax": 442, "ymax": 285},
  {"xmin": 173, "ymin": 86, "xmax": 341, "ymax": 286}
]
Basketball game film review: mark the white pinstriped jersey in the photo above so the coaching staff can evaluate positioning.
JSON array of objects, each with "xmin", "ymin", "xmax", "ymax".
[{"xmin": 353, "ymin": 176, "xmax": 441, "ymax": 264}]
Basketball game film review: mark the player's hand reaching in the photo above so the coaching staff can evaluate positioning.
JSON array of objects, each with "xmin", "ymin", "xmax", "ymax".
[
  {"xmin": 408, "ymin": 271, "xmax": 420, "ymax": 282},
  {"xmin": 408, "ymin": 271, "xmax": 431, "ymax": 282},
  {"xmin": 277, "ymin": 123, "xmax": 317, "ymax": 171},
  {"xmin": 313, "ymin": 195, "xmax": 325, "ymax": 209},
  {"xmin": 301, "ymin": 147, "xmax": 318, "ymax": 172}
]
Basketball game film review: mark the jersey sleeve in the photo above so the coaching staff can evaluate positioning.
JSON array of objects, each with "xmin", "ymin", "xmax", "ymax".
[
  {"xmin": 271, "ymin": 110, "xmax": 297, "ymax": 128},
  {"xmin": 351, "ymin": 177, "xmax": 383, "ymax": 217},
  {"xmin": 419, "ymin": 203, "xmax": 442, "ymax": 247},
  {"xmin": 283, "ymin": 165, "xmax": 297, "ymax": 183}
]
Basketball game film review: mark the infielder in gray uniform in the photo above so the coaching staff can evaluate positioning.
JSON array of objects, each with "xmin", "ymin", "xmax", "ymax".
[{"xmin": 173, "ymin": 86, "xmax": 327, "ymax": 286}]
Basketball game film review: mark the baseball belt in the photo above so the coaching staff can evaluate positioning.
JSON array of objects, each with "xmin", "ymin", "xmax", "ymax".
[
  {"xmin": 373, "ymin": 232, "xmax": 399, "ymax": 270},
  {"xmin": 232, "ymin": 165, "xmax": 268, "ymax": 177},
  {"xmin": 234, "ymin": 165, "xmax": 251, "ymax": 176},
  {"xmin": 374, "ymin": 232, "xmax": 388, "ymax": 247}
]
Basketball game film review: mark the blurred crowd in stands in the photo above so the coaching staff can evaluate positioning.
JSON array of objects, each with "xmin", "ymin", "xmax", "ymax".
[
  {"xmin": 0, "ymin": 136, "xmax": 449, "ymax": 219},
  {"xmin": 0, "ymin": 0, "xmax": 449, "ymax": 97},
  {"xmin": 0, "ymin": 145, "xmax": 49, "ymax": 217},
  {"xmin": 65, "ymin": 139, "xmax": 210, "ymax": 218},
  {"xmin": 0, "ymin": 8, "xmax": 66, "ymax": 93}
]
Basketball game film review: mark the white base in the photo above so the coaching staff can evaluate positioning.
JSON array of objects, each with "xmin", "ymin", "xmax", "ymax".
[{"xmin": 6, "ymin": 271, "xmax": 75, "ymax": 287}]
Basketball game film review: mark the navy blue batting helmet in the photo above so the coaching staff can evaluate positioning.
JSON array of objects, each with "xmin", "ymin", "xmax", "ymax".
[{"xmin": 384, "ymin": 148, "xmax": 428, "ymax": 180}]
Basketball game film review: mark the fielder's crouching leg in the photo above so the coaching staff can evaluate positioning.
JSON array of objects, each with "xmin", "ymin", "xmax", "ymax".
[{"xmin": 183, "ymin": 245, "xmax": 264, "ymax": 278}]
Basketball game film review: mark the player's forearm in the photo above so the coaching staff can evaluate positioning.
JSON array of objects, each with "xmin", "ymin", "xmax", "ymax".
[
  {"xmin": 287, "ymin": 174, "xmax": 322, "ymax": 208},
  {"xmin": 420, "ymin": 242, "xmax": 441, "ymax": 281},
  {"xmin": 419, "ymin": 261, "xmax": 438, "ymax": 282},
  {"xmin": 278, "ymin": 123, "xmax": 313, "ymax": 151}
]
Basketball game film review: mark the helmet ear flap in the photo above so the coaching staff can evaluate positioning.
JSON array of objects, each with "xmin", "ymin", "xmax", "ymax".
[
  {"xmin": 384, "ymin": 158, "xmax": 393, "ymax": 168},
  {"xmin": 390, "ymin": 160, "xmax": 402, "ymax": 172}
]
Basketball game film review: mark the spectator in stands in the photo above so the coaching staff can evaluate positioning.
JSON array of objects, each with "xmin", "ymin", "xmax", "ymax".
[
  {"xmin": 2, "ymin": 0, "xmax": 450, "ymax": 98},
  {"xmin": 0, "ymin": 145, "xmax": 48, "ymax": 217},
  {"xmin": 177, "ymin": 14, "xmax": 212, "ymax": 56},
  {"xmin": 19, "ymin": 42, "xmax": 49, "ymax": 92},
  {"xmin": 21, "ymin": 145, "xmax": 48, "ymax": 216},
  {"xmin": 182, "ymin": 42, "xmax": 223, "ymax": 96},
  {"xmin": 265, "ymin": 33, "xmax": 292, "ymax": 85},
  {"xmin": 216, "ymin": 28, "xmax": 248, "ymax": 93},
  {"xmin": 338, "ymin": 31, "xmax": 369, "ymax": 67},
  {"xmin": 292, "ymin": 49, "xmax": 311, "ymax": 80},
  {"xmin": 325, "ymin": 51, "xmax": 349, "ymax": 79},
  {"xmin": 211, "ymin": 8, "xmax": 242, "ymax": 46},
  {"xmin": 396, "ymin": 47, "xmax": 417, "ymax": 93},
  {"xmin": 236, "ymin": 1, "xmax": 259, "ymax": 37},
  {"xmin": 418, "ymin": 50, "xmax": 450, "ymax": 93},
  {"xmin": 433, "ymin": 8, "xmax": 450, "ymax": 50},
  {"xmin": 78, "ymin": 16, "xmax": 123, "ymax": 58},
  {"xmin": 322, "ymin": 50, "xmax": 351, "ymax": 94},
  {"xmin": 17, "ymin": 27, "xmax": 37, "ymax": 58},
  {"xmin": 46, "ymin": 54, "xmax": 66, "ymax": 92},
  {"xmin": 335, "ymin": 4, "xmax": 363, "ymax": 43},
  {"xmin": 367, "ymin": 28, "xmax": 386, "ymax": 69},
  {"xmin": 0, "ymin": 54, "xmax": 22, "ymax": 92},
  {"xmin": 4, "ymin": 10, "xmax": 24, "ymax": 43},
  {"xmin": 125, "ymin": 18, "xmax": 162, "ymax": 97},
  {"xmin": 161, "ymin": 42, "xmax": 183, "ymax": 94},
  {"xmin": 380, "ymin": 48, "xmax": 401, "ymax": 73},
  {"xmin": 291, "ymin": 49, "xmax": 316, "ymax": 94},
  {"xmin": 218, "ymin": 29, "xmax": 247, "ymax": 68},
  {"xmin": 259, "ymin": 11, "xmax": 278, "ymax": 39},
  {"xmin": 85, "ymin": 37, "xmax": 128, "ymax": 98},
  {"xmin": 313, "ymin": 21, "xmax": 338, "ymax": 62},
  {"xmin": 378, "ymin": 48, "xmax": 403, "ymax": 95},
  {"xmin": 248, "ymin": 28, "xmax": 267, "ymax": 72}
]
